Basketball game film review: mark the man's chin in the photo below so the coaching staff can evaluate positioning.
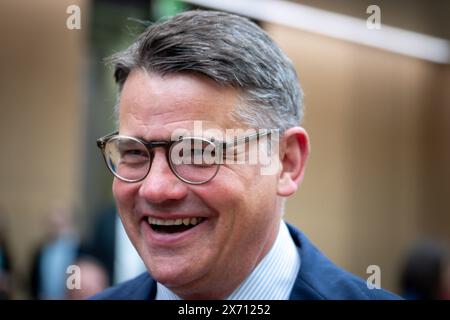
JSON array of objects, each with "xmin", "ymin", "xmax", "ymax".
[
  {"xmin": 140, "ymin": 244, "xmax": 214, "ymax": 290},
  {"xmin": 148, "ymin": 263, "xmax": 197, "ymax": 287}
]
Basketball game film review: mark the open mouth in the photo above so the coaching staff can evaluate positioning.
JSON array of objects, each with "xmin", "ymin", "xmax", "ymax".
[{"xmin": 147, "ymin": 217, "xmax": 205, "ymax": 234}]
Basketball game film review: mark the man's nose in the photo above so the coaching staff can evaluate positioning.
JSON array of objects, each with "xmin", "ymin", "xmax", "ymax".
[{"xmin": 138, "ymin": 149, "xmax": 188, "ymax": 203}]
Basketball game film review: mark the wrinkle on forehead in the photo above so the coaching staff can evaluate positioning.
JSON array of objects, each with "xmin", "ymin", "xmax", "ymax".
[{"xmin": 118, "ymin": 69, "xmax": 242, "ymax": 140}]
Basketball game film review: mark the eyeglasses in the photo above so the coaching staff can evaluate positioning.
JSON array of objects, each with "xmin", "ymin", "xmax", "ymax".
[{"xmin": 96, "ymin": 130, "xmax": 274, "ymax": 185}]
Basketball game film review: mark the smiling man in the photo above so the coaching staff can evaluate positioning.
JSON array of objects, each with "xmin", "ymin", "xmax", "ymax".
[{"xmin": 93, "ymin": 10, "xmax": 399, "ymax": 300}]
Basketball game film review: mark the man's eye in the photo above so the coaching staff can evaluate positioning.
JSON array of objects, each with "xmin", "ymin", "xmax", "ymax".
[{"xmin": 121, "ymin": 149, "xmax": 148, "ymax": 161}]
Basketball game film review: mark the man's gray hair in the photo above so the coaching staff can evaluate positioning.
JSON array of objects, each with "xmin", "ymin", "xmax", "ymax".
[{"xmin": 108, "ymin": 10, "xmax": 303, "ymax": 131}]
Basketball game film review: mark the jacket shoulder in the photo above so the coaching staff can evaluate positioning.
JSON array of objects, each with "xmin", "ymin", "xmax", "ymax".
[
  {"xmin": 287, "ymin": 224, "xmax": 402, "ymax": 300},
  {"xmin": 89, "ymin": 272, "xmax": 155, "ymax": 300}
]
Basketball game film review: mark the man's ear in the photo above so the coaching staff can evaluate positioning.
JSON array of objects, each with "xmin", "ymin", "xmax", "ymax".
[{"xmin": 277, "ymin": 127, "xmax": 310, "ymax": 197}]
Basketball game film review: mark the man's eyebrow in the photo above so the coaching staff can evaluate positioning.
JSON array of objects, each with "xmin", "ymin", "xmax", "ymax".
[{"xmin": 125, "ymin": 134, "xmax": 171, "ymax": 142}]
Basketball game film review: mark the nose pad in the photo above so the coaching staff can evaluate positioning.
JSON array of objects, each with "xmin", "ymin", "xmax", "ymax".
[{"xmin": 138, "ymin": 149, "xmax": 188, "ymax": 203}]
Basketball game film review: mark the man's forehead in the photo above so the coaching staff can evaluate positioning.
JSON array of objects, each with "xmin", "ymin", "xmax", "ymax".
[
  {"xmin": 119, "ymin": 120, "xmax": 233, "ymax": 141},
  {"xmin": 118, "ymin": 70, "xmax": 244, "ymax": 139},
  {"xmin": 119, "ymin": 69, "xmax": 238, "ymax": 110}
]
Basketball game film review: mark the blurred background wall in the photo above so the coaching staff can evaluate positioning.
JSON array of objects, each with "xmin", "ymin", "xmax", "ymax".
[
  {"xmin": 0, "ymin": 0, "xmax": 448, "ymax": 298},
  {"xmin": 0, "ymin": 0, "xmax": 88, "ymax": 298}
]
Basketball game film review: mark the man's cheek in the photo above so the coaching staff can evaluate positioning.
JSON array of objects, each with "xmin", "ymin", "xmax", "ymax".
[{"xmin": 113, "ymin": 180, "xmax": 133, "ymax": 204}]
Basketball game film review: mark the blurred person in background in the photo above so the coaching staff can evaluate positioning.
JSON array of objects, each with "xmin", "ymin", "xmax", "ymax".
[
  {"xmin": 92, "ymin": 10, "xmax": 399, "ymax": 300},
  {"xmin": 400, "ymin": 239, "xmax": 450, "ymax": 300},
  {"xmin": 0, "ymin": 211, "xmax": 12, "ymax": 299},
  {"xmin": 65, "ymin": 255, "xmax": 108, "ymax": 300},
  {"xmin": 30, "ymin": 202, "xmax": 80, "ymax": 299}
]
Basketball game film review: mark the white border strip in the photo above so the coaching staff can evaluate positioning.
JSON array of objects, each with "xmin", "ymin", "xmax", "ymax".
[{"xmin": 182, "ymin": 0, "xmax": 449, "ymax": 64}]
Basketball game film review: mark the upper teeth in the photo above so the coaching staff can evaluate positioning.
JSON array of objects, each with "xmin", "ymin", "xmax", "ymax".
[{"xmin": 148, "ymin": 217, "xmax": 203, "ymax": 226}]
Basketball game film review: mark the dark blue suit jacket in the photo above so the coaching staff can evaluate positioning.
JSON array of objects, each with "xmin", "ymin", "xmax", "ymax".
[{"xmin": 91, "ymin": 224, "xmax": 400, "ymax": 300}]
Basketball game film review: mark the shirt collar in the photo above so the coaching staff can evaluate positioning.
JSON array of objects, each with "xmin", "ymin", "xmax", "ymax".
[{"xmin": 156, "ymin": 220, "xmax": 300, "ymax": 300}]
